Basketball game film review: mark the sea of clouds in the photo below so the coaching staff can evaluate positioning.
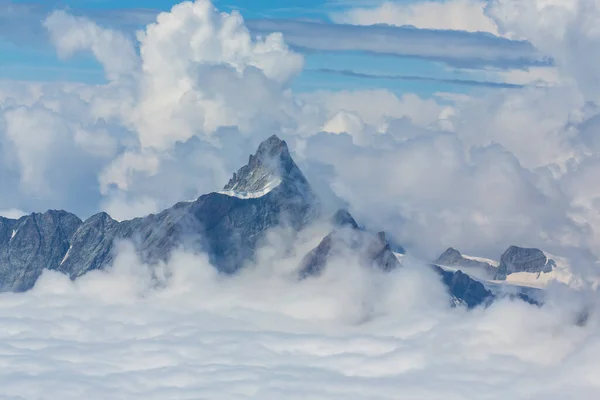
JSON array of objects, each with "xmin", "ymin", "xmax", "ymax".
[{"xmin": 0, "ymin": 231, "xmax": 598, "ymax": 400}]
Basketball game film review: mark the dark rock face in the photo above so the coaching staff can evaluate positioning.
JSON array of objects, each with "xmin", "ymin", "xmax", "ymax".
[
  {"xmin": 1, "ymin": 136, "xmax": 320, "ymax": 290},
  {"xmin": 300, "ymin": 232, "xmax": 336, "ymax": 278},
  {"xmin": 300, "ymin": 210, "xmax": 401, "ymax": 278},
  {"xmin": 61, "ymin": 136, "xmax": 320, "ymax": 278},
  {"xmin": 332, "ymin": 209, "xmax": 359, "ymax": 230},
  {"xmin": 368, "ymin": 232, "xmax": 402, "ymax": 272},
  {"xmin": 495, "ymin": 246, "xmax": 555, "ymax": 280},
  {"xmin": 57, "ymin": 212, "xmax": 120, "ymax": 278},
  {"xmin": 435, "ymin": 247, "xmax": 497, "ymax": 277},
  {"xmin": 433, "ymin": 266, "xmax": 493, "ymax": 309},
  {"xmin": 0, "ymin": 211, "xmax": 82, "ymax": 291},
  {"xmin": 300, "ymin": 211, "xmax": 492, "ymax": 308}
]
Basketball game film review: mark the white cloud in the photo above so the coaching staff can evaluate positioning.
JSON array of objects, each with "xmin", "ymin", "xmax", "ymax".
[
  {"xmin": 0, "ymin": 105, "xmax": 118, "ymax": 198},
  {"xmin": 0, "ymin": 239, "xmax": 596, "ymax": 399},
  {"xmin": 332, "ymin": 0, "xmax": 503, "ymax": 36},
  {"xmin": 492, "ymin": 66, "xmax": 561, "ymax": 86},
  {"xmin": 453, "ymin": 86, "xmax": 585, "ymax": 171},
  {"xmin": 0, "ymin": 208, "xmax": 26, "ymax": 219},
  {"xmin": 44, "ymin": 11, "xmax": 140, "ymax": 82},
  {"xmin": 248, "ymin": 18, "xmax": 543, "ymax": 70},
  {"xmin": 302, "ymin": 128, "xmax": 576, "ymax": 261},
  {"xmin": 129, "ymin": 0, "xmax": 304, "ymax": 150},
  {"xmin": 328, "ymin": 1, "xmax": 565, "ymax": 87},
  {"xmin": 488, "ymin": 0, "xmax": 600, "ymax": 102},
  {"xmin": 99, "ymin": 151, "xmax": 161, "ymax": 194},
  {"xmin": 2, "ymin": 106, "xmax": 69, "ymax": 193},
  {"xmin": 306, "ymin": 90, "xmax": 449, "ymax": 128},
  {"xmin": 101, "ymin": 193, "xmax": 160, "ymax": 222}
]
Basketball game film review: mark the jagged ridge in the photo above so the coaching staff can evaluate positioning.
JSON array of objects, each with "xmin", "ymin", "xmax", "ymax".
[
  {"xmin": 1, "ymin": 136, "xmax": 320, "ymax": 290},
  {"xmin": 0, "ymin": 135, "xmax": 535, "ymax": 309}
]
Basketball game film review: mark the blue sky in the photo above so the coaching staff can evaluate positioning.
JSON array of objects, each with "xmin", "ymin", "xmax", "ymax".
[{"xmin": 0, "ymin": 0, "xmax": 543, "ymax": 97}]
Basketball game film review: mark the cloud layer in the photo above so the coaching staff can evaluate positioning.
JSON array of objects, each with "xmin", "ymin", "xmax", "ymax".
[
  {"xmin": 331, "ymin": 0, "xmax": 502, "ymax": 35},
  {"xmin": 0, "ymin": 239, "xmax": 597, "ymax": 399},
  {"xmin": 247, "ymin": 18, "xmax": 546, "ymax": 69}
]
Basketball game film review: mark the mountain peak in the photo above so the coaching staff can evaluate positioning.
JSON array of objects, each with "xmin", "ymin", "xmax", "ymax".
[
  {"xmin": 220, "ymin": 135, "xmax": 311, "ymax": 199},
  {"xmin": 495, "ymin": 245, "xmax": 556, "ymax": 280},
  {"xmin": 437, "ymin": 247, "xmax": 461, "ymax": 261},
  {"xmin": 331, "ymin": 209, "xmax": 359, "ymax": 230},
  {"xmin": 255, "ymin": 134, "xmax": 289, "ymax": 158}
]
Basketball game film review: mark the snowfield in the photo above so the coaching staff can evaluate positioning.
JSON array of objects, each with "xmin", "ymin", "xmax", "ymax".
[{"xmin": 218, "ymin": 177, "xmax": 283, "ymax": 199}]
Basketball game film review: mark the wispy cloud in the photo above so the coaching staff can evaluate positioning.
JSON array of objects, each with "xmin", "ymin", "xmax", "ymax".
[
  {"xmin": 247, "ymin": 18, "xmax": 551, "ymax": 69},
  {"xmin": 311, "ymin": 68, "xmax": 528, "ymax": 89},
  {"xmin": 0, "ymin": 241, "xmax": 595, "ymax": 399}
]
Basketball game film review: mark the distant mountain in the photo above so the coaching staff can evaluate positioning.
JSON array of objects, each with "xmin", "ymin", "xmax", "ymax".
[
  {"xmin": 435, "ymin": 247, "xmax": 498, "ymax": 278},
  {"xmin": 434, "ymin": 267, "xmax": 494, "ymax": 308},
  {"xmin": 495, "ymin": 246, "xmax": 556, "ymax": 280},
  {"xmin": 299, "ymin": 210, "xmax": 401, "ymax": 278},
  {"xmin": 433, "ymin": 244, "xmax": 585, "ymax": 295}
]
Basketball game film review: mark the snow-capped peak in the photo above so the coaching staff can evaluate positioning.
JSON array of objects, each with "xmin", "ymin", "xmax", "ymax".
[{"xmin": 218, "ymin": 135, "xmax": 312, "ymax": 200}]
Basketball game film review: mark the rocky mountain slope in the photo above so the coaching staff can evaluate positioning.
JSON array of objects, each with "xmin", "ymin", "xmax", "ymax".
[
  {"xmin": 2, "ymin": 136, "xmax": 319, "ymax": 290},
  {"xmin": 0, "ymin": 211, "xmax": 82, "ymax": 292},
  {"xmin": 0, "ymin": 135, "xmax": 535, "ymax": 308}
]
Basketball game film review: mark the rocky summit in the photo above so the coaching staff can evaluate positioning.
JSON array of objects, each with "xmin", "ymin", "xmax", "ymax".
[
  {"xmin": 495, "ymin": 246, "xmax": 556, "ymax": 280},
  {"xmin": 299, "ymin": 211, "xmax": 401, "ymax": 279}
]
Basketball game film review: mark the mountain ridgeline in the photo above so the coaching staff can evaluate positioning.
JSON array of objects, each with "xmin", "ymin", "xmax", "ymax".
[
  {"xmin": 0, "ymin": 135, "xmax": 495, "ymax": 307},
  {"xmin": 435, "ymin": 246, "xmax": 562, "ymax": 283}
]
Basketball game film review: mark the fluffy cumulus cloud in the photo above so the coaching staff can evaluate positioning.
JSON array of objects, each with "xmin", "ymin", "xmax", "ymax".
[
  {"xmin": 487, "ymin": 0, "xmax": 600, "ymax": 102},
  {"xmin": 331, "ymin": 0, "xmax": 502, "ymax": 35},
  {"xmin": 131, "ymin": 0, "xmax": 304, "ymax": 150},
  {"xmin": 0, "ymin": 239, "xmax": 598, "ymax": 399},
  {"xmin": 44, "ymin": 10, "xmax": 140, "ymax": 82}
]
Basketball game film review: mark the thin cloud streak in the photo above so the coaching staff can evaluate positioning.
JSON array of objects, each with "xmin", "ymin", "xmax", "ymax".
[
  {"xmin": 311, "ymin": 68, "xmax": 529, "ymax": 89},
  {"xmin": 247, "ymin": 18, "xmax": 552, "ymax": 69}
]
